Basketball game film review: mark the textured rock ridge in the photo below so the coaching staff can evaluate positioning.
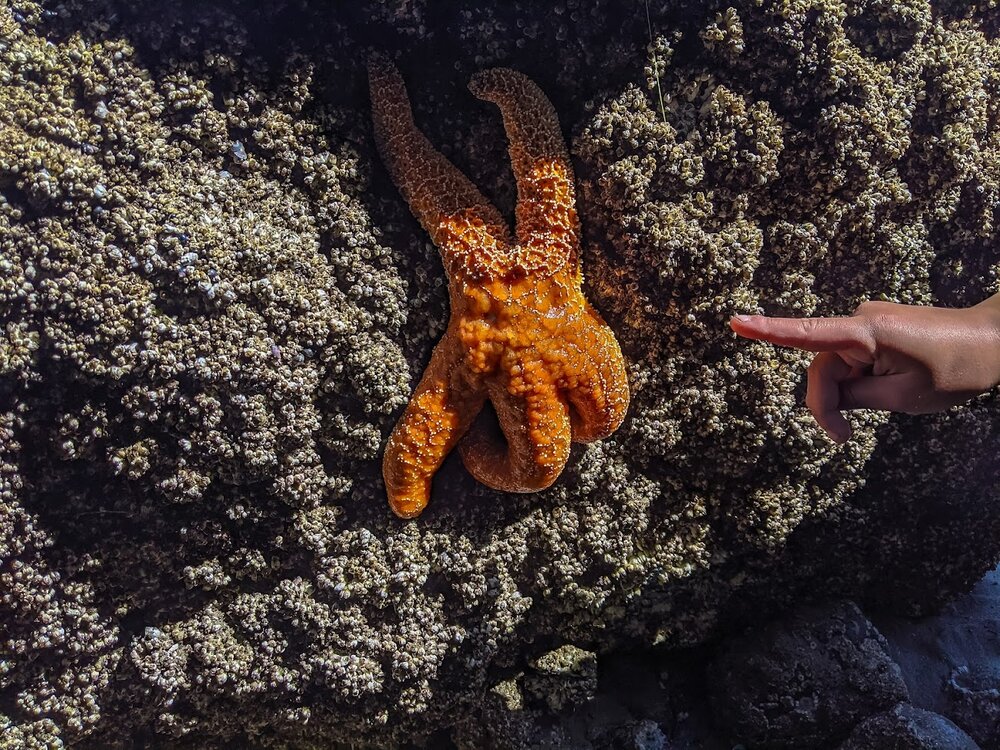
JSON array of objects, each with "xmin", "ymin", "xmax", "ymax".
[{"xmin": 1, "ymin": 0, "xmax": 999, "ymax": 747}]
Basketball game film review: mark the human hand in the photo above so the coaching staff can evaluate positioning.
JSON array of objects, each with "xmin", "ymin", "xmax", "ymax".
[{"xmin": 730, "ymin": 299, "xmax": 1000, "ymax": 443}]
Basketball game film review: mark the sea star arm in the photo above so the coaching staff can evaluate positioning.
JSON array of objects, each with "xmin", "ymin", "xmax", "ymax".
[
  {"xmin": 459, "ymin": 372, "xmax": 571, "ymax": 492},
  {"xmin": 368, "ymin": 55, "xmax": 512, "ymax": 280},
  {"xmin": 469, "ymin": 69, "xmax": 579, "ymax": 275},
  {"xmin": 383, "ymin": 338, "xmax": 483, "ymax": 518},
  {"xmin": 564, "ymin": 308, "xmax": 630, "ymax": 442}
]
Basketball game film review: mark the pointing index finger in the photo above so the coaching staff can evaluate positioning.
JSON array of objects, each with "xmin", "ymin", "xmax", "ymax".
[{"xmin": 730, "ymin": 314, "xmax": 874, "ymax": 355}]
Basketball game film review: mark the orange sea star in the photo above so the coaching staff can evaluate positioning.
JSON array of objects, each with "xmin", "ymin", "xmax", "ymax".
[{"xmin": 369, "ymin": 56, "xmax": 630, "ymax": 519}]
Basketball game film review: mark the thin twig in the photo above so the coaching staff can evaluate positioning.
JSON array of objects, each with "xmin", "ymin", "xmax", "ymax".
[{"xmin": 644, "ymin": 0, "xmax": 668, "ymax": 125}]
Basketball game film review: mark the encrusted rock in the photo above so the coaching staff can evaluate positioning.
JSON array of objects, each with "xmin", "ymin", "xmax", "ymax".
[
  {"xmin": 708, "ymin": 601, "xmax": 909, "ymax": 749},
  {"xmin": 944, "ymin": 664, "xmax": 1000, "ymax": 749},
  {"xmin": 2, "ymin": 0, "xmax": 1000, "ymax": 746},
  {"xmin": 596, "ymin": 719, "xmax": 669, "ymax": 750},
  {"xmin": 524, "ymin": 645, "xmax": 599, "ymax": 712},
  {"xmin": 838, "ymin": 703, "xmax": 981, "ymax": 750},
  {"xmin": 454, "ymin": 677, "xmax": 572, "ymax": 750}
]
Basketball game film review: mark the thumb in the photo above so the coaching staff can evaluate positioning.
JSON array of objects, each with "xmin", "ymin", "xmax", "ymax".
[{"xmin": 730, "ymin": 314, "xmax": 873, "ymax": 354}]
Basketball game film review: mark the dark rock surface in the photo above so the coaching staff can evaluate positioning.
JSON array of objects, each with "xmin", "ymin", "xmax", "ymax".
[
  {"xmin": 838, "ymin": 703, "xmax": 980, "ymax": 750},
  {"xmin": 596, "ymin": 719, "xmax": 669, "ymax": 750},
  {"xmin": 944, "ymin": 665, "xmax": 1000, "ymax": 750},
  {"xmin": 708, "ymin": 601, "xmax": 909, "ymax": 749},
  {"xmin": 873, "ymin": 566, "xmax": 1000, "ymax": 748}
]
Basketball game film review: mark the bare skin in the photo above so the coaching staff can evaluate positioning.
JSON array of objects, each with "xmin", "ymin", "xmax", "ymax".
[{"xmin": 730, "ymin": 295, "xmax": 1000, "ymax": 442}]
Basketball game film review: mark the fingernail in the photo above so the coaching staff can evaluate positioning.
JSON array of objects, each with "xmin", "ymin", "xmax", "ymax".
[{"xmin": 733, "ymin": 314, "xmax": 753, "ymax": 322}]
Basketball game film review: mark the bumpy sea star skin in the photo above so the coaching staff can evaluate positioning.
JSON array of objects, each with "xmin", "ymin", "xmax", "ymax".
[{"xmin": 369, "ymin": 56, "xmax": 630, "ymax": 519}]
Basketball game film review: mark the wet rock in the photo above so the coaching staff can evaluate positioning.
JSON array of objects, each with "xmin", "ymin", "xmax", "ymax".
[
  {"xmin": 943, "ymin": 664, "xmax": 1000, "ymax": 749},
  {"xmin": 708, "ymin": 601, "xmax": 908, "ymax": 749},
  {"xmin": 454, "ymin": 678, "xmax": 574, "ymax": 750},
  {"xmin": 596, "ymin": 719, "xmax": 669, "ymax": 750},
  {"xmin": 838, "ymin": 703, "xmax": 980, "ymax": 750}
]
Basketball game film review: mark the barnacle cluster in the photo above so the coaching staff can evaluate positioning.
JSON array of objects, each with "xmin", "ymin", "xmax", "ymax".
[
  {"xmin": 572, "ymin": 0, "xmax": 1000, "ymax": 620},
  {"xmin": 1, "ymin": 1, "xmax": 413, "ymax": 745},
  {"xmin": 1, "ymin": 0, "xmax": 999, "ymax": 747}
]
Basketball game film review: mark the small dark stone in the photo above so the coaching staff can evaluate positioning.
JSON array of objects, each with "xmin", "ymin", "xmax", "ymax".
[
  {"xmin": 838, "ymin": 703, "xmax": 980, "ymax": 750},
  {"xmin": 708, "ymin": 600, "xmax": 909, "ymax": 749}
]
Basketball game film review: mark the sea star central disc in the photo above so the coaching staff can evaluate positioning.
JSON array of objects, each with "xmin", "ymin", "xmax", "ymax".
[{"xmin": 369, "ymin": 56, "xmax": 630, "ymax": 519}]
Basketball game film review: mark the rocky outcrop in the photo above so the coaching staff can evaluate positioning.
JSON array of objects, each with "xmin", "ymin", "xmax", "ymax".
[
  {"xmin": 2, "ymin": 0, "xmax": 999, "ymax": 746},
  {"xmin": 839, "ymin": 703, "xmax": 981, "ymax": 750},
  {"xmin": 708, "ymin": 601, "xmax": 909, "ymax": 748}
]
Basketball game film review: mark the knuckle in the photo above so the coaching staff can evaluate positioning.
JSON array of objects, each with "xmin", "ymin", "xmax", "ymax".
[
  {"xmin": 855, "ymin": 300, "xmax": 891, "ymax": 316},
  {"xmin": 857, "ymin": 317, "xmax": 883, "ymax": 358},
  {"xmin": 869, "ymin": 312, "xmax": 896, "ymax": 332},
  {"xmin": 799, "ymin": 317, "xmax": 820, "ymax": 338},
  {"xmin": 856, "ymin": 302, "xmax": 898, "ymax": 349}
]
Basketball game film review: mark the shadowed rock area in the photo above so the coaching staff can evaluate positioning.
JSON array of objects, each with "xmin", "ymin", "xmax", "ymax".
[
  {"xmin": 839, "ymin": 704, "xmax": 980, "ymax": 750},
  {"xmin": 708, "ymin": 601, "xmax": 909, "ymax": 748},
  {"xmin": 1, "ymin": 0, "xmax": 999, "ymax": 747}
]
